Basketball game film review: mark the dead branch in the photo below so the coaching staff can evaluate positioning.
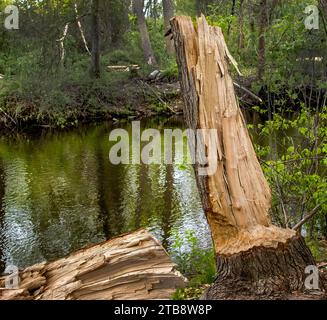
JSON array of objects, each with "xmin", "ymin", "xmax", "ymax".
[
  {"xmin": 74, "ymin": 3, "xmax": 91, "ymax": 55},
  {"xmin": 293, "ymin": 202, "xmax": 327, "ymax": 231}
]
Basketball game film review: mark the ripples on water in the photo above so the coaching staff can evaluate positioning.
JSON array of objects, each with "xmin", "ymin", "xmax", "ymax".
[{"xmin": 0, "ymin": 118, "xmax": 211, "ymax": 270}]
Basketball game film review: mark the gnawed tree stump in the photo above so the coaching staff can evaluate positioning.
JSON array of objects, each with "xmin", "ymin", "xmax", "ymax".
[
  {"xmin": 0, "ymin": 229, "xmax": 186, "ymax": 300},
  {"xmin": 170, "ymin": 15, "xmax": 326, "ymax": 300}
]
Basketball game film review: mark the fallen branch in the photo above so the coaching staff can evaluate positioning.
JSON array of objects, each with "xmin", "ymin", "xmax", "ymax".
[
  {"xmin": 233, "ymin": 82, "xmax": 263, "ymax": 103},
  {"xmin": 107, "ymin": 65, "xmax": 140, "ymax": 72},
  {"xmin": 293, "ymin": 202, "xmax": 327, "ymax": 231},
  {"xmin": 138, "ymin": 80, "xmax": 177, "ymax": 114},
  {"xmin": 0, "ymin": 107, "xmax": 17, "ymax": 125}
]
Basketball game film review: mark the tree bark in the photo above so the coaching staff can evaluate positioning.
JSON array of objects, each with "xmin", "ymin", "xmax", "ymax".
[
  {"xmin": 162, "ymin": 0, "xmax": 175, "ymax": 55},
  {"xmin": 90, "ymin": 0, "xmax": 101, "ymax": 78},
  {"xmin": 228, "ymin": 0, "xmax": 236, "ymax": 36},
  {"xmin": 133, "ymin": 0, "xmax": 158, "ymax": 66},
  {"xmin": 258, "ymin": 0, "xmax": 267, "ymax": 80},
  {"xmin": 238, "ymin": 0, "xmax": 245, "ymax": 50},
  {"xmin": 170, "ymin": 15, "xmax": 325, "ymax": 300},
  {"xmin": 320, "ymin": 0, "xmax": 327, "ymax": 18}
]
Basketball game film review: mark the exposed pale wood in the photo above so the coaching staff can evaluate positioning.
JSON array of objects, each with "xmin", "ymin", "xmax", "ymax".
[
  {"xmin": 171, "ymin": 15, "xmax": 296, "ymax": 255},
  {"xmin": 58, "ymin": 23, "xmax": 69, "ymax": 63},
  {"xmin": 171, "ymin": 16, "xmax": 322, "ymax": 299},
  {"xmin": 0, "ymin": 229, "xmax": 186, "ymax": 300},
  {"xmin": 74, "ymin": 3, "xmax": 91, "ymax": 55},
  {"xmin": 107, "ymin": 65, "xmax": 140, "ymax": 72}
]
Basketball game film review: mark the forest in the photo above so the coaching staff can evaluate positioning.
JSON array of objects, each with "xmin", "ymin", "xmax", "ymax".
[{"xmin": 0, "ymin": 0, "xmax": 326, "ymax": 301}]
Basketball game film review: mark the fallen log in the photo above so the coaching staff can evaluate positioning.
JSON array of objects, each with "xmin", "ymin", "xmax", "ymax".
[
  {"xmin": 170, "ymin": 15, "xmax": 326, "ymax": 299},
  {"xmin": 0, "ymin": 229, "xmax": 186, "ymax": 300},
  {"xmin": 107, "ymin": 65, "xmax": 140, "ymax": 72}
]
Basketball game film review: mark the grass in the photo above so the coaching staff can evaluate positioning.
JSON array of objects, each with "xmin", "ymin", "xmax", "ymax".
[{"xmin": 170, "ymin": 230, "xmax": 216, "ymax": 300}]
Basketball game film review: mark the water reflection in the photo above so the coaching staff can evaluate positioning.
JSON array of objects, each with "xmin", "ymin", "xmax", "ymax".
[{"xmin": 0, "ymin": 118, "xmax": 210, "ymax": 270}]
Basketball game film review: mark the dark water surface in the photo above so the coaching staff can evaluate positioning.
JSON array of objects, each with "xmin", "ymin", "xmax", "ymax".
[{"xmin": 0, "ymin": 118, "xmax": 212, "ymax": 270}]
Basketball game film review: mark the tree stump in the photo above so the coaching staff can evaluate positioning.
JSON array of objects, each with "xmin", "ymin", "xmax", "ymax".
[{"xmin": 170, "ymin": 15, "xmax": 326, "ymax": 300}]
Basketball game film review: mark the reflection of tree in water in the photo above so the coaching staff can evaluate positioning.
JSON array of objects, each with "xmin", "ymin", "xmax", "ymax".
[
  {"xmin": 94, "ymin": 132, "xmax": 129, "ymax": 240},
  {"xmin": 131, "ymin": 165, "xmax": 143, "ymax": 230},
  {"xmin": 0, "ymin": 120, "xmax": 207, "ymax": 268},
  {"xmin": 0, "ymin": 161, "xmax": 5, "ymax": 273},
  {"xmin": 161, "ymin": 164, "xmax": 174, "ymax": 249},
  {"xmin": 95, "ymin": 144, "xmax": 111, "ymax": 240}
]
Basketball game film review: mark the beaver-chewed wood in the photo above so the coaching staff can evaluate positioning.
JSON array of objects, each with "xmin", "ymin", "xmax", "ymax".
[
  {"xmin": 170, "ymin": 15, "xmax": 326, "ymax": 300},
  {"xmin": 0, "ymin": 229, "xmax": 186, "ymax": 300}
]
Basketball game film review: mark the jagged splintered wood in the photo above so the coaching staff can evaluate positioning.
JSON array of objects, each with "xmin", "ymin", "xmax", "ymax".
[
  {"xmin": 0, "ymin": 230, "xmax": 186, "ymax": 300},
  {"xmin": 171, "ymin": 15, "xmax": 324, "ymax": 299}
]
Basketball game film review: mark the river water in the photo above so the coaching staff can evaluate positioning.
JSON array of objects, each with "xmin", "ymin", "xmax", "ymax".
[{"xmin": 0, "ymin": 118, "xmax": 212, "ymax": 270}]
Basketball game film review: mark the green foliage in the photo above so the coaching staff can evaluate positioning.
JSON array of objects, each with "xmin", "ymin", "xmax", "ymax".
[
  {"xmin": 105, "ymin": 49, "xmax": 138, "ymax": 66},
  {"xmin": 206, "ymin": 0, "xmax": 327, "ymax": 91},
  {"xmin": 170, "ymin": 229, "xmax": 216, "ymax": 285},
  {"xmin": 161, "ymin": 61, "xmax": 179, "ymax": 81},
  {"xmin": 172, "ymin": 285, "xmax": 209, "ymax": 300},
  {"xmin": 170, "ymin": 229, "xmax": 216, "ymax": 300},
  {"xmin": 253, "ymin": 105, "xmax": 327, "ymax": 234},
  {"xmin": 175, "ymin": 0, "xmax": 196, "ymax": 16},
  {"xmin": 306, "ymin": 238, "xmax": 327, "ymax": 262}
]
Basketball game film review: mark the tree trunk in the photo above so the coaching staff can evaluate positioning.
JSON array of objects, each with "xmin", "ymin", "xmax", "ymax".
[
  {"xmin": 195, "ymin": 0, "xmax": 214, "ymax": 16},
  {"xmin": 58, "ymin": 23, "xmax": 69, "ymax": 66},
  {"xmin": 320, "ymin": 0, "xmax": 327, "ymax": 18},
  {"xmin": 0, "ymin": 230, "xmax": 186, "ymax": 300},
  {"xmin": 74, "ymin": 3, "xmax": 91, "ymax": 55},
  {"xmin": 227, "ymin": 0, "xmax": 236, "ymax": 36},
  {"xmin": 238, "ymin": 0, "xmax": 245, "ymax": 50},
  {"xmin": 170, "ymin": 15, "xmax": 325, "ymax": 300},
  {"xmin": 162, "ymin": 0, "xmax": 175, "ymax": 55},
  {"xmin": 133, "ymin": 0, "xmax": 158, "ymax": 66},
  {"xmin": 258, "ymin": 0, "xmax": 267, "ymax": 80},
  {"xmin": 90, "ymin": 0, "xmax": 100, "ymax": 78}
]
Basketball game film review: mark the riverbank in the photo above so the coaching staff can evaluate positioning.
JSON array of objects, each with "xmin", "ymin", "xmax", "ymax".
[{"xmin": 0, "ymin": 71, "xmax": 182, "ymax": 132}]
